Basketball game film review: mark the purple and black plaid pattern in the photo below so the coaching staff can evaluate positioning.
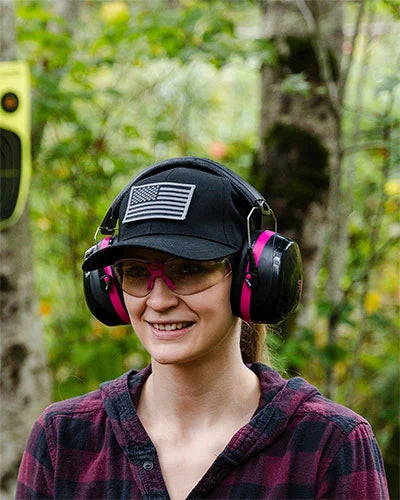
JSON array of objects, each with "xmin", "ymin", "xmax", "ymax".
[{"xmin": 17, "ymin": 363, "xmax": 389, "ymax": 499}]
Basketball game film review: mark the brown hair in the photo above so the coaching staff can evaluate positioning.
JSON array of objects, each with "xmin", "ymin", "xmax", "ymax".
[{"xmin": 240, "ymin": 321, "xmax": 269, "ymax": 365}]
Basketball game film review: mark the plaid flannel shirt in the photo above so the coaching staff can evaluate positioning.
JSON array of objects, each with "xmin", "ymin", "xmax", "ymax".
[{"xmin": 17, "ymin": 363, "xmax": 389, "ymax": 499}]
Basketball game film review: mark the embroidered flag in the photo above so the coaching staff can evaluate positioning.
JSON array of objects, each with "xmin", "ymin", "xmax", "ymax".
[{"xmin": 122, "ymin": 182, "xmax": 196, "ymax": 223}]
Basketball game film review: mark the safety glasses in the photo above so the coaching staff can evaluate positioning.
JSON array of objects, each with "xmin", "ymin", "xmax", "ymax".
[{"xmin": 114, "ymin": 257, "xmax": 232, "ymax": 297}]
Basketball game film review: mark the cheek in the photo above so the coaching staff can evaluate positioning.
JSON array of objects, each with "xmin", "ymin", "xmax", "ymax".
[
  {"xmin": 199, "ymin": 279, "xmax": 234, "ymax": 323},
  {"xmin": 123, "ymin": 294, "xmax": 151, "ymax": 348},
  {"xmin": 218, "ymin": 278, "xmax": 234, "ymax": 311},
  {"xmin": 123, "ymin": 293, "xmax": 144, "ymax": 325}
]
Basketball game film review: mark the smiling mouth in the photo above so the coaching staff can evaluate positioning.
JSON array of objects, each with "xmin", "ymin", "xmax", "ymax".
[{"xmin": 151, "ymin": 322, "xmax": 194, "ymax": 331}]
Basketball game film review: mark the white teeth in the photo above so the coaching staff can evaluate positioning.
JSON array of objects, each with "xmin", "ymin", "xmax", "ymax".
[{"xmin": 152, "ymin": 322, "xmax": 192, "ymax": 331}]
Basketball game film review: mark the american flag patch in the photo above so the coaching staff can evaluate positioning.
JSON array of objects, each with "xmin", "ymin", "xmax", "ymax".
[{"xmin": 122, "ymin": 182, "xmax": 196, "ymax": 223}]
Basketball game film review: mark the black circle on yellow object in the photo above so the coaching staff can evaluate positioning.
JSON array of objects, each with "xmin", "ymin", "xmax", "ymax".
[{"xmin": 1, "ymin": 92, "xmax": 19, "ymax": 113}]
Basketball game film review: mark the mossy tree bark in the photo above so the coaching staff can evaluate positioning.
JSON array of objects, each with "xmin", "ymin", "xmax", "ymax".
[
  {"xmin": 253, "ymin": 1, "xmax": 343, "ymax": 344},
  {"xmin": 254, "ymin": 0, "xmax": 369, "ymax": 397},
  {"xmin": 1, "ymin": 0, "xmax": 80, "ymax": 496},
  {"xmin": 0, "ymin": 209, "xmax": 52, "ymax": 498},
  {"xmin": 0, "ymin": 2, "xmax": 52, "ymax": 497}
]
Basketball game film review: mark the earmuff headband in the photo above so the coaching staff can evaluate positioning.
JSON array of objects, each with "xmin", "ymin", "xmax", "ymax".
[{"xmin": 98, "ymin": 157, "xmax": 267, "ymax": 238}]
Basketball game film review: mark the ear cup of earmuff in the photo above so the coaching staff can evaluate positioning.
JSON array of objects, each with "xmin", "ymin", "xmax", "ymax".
[
  {"xmin": 83, "ymin": 238, "xmax": 130, "ymax": 326},
  {"xmin": 231, "ymin": 230, "xmax": 303, "ymax": 324}
]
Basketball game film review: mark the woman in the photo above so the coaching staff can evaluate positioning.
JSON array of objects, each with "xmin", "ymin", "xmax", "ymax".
[{"xmin": 17, "ymin": 157, "xmax": 389, "ymax": 499}]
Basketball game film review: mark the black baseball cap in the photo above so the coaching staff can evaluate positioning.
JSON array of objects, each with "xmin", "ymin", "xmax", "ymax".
[{"xmin": 82, "ymin": 164, "xmax": 251, "ymax": 271}]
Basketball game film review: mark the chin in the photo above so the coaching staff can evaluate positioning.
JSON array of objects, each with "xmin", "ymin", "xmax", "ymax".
[
  {"xmin": 148, "ymin": 344, "xmax": 210, "ymax": 367},
  {"xmin": 151, "ymin": 352, "xmax": 198, "ymax": 367}
]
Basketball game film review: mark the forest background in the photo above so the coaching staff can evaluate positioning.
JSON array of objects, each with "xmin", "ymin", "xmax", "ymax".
[{"xmin": 1, "ymin": 0, "xmax": 399, "ymax": 497}]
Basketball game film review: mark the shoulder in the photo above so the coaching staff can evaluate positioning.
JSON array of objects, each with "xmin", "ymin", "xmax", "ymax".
[
  {"xmin": 256, "ymin": 364, "xmax": 375, "ymax": 454},
  {"xmin": 298, "ymin": 391, "xmax": 369, "ymax": 435},
  {"xmin": 285, "ymin": 378, "xmax": 373, "ymax": 455},
  {"xmin": 254, "ymin": 362, "xmax": 368, "ymax": 434},
  {"xmin": 299, "ymin": 395, "xmax": 390, "ymax": 498},
  {"xmin": 284, "ymin": 380, "xmax": 388, "ymax": 498},
  {"xmin": 289, "ymin": 384, "xmax": 388, "ymax": 497},
  {"xmin": 256, "ymin": 362, "xmax": 370, "ymax": 435},
  {"xmin": 41, "ymin": 388, "xmax": 103, "ymax": 424},
  {"xmin": 288, "ymin": 391, "xmax": 380, "ymax": 468},
  {"xmin": 40, "ymin": 366, "xmax": 145, "ymax": 425},
  {"xmin": 33, "ymin": 388, "xmax": 109, "ymax": 455},
  {"xmin": 19, "ymin": 388, "xmax": 106, "ymax": 474},
  {"xmin": 36, "ymin": 368, "xmax": 136, "ymax": 438},
  {"xmin": 251, "ymin": 365, "xmax": 389, "ymax": 497}
]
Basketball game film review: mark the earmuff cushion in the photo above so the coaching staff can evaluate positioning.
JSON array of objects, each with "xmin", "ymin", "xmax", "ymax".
[{"xmin": 273, "ymin": 239, "xmax": 302, "ymax": 321}]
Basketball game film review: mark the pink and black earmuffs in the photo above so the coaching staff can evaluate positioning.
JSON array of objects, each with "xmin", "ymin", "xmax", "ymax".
[{"xmin": 82, "ymin": 157, "xmax": 303, "ymax": 325}]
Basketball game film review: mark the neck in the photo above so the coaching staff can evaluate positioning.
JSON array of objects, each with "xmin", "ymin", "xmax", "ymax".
[{"xmin": 138, "ymin": 329, "xmax": 260, "ymax": 434}]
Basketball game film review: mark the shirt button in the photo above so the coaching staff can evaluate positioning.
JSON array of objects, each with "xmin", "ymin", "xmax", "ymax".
[{"xmin": 143, "ymin": 461, "xmax": 154, "ymax": 471}]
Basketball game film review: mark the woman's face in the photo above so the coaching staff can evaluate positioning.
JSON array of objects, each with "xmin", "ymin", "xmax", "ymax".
[{"xmin": 121, "ymin": 249, "xmax": 240, "ymax": 366}]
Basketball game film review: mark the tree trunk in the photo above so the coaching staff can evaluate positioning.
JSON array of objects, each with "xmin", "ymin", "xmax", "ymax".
[
  {"xmin": 253, "ymin": 0, "xmax": 343, "ymax": 336},
  {"xmin": 0, "ymin": 209, "xmax": 52, "ymax": 497},
  {"xmin": 0, "ymin": 1, "xmax": 52, "ymax": 497}
]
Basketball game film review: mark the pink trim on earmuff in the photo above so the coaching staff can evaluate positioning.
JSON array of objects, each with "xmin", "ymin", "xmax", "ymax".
[
  {"xmin": 240, "ymin": 230, "xmax": 275, "ymax": 322},
  {"xmin": 100, "ymin": 237, "xmax": 130, "ymax": 324}
]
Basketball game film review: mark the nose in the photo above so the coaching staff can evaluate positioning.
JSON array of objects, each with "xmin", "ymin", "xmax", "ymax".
[{"xmin": 145, "ymin": 277, "xmax": 179, "ymax": 311}]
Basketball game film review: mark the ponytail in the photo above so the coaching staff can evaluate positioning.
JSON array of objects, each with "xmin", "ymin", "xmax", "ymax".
[{"xmin": 240, "ymin": 321, "xmax": 269, "ymax": 365}]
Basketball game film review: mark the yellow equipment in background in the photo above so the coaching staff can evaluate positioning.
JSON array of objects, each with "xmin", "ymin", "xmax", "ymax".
[{"xmin": 0, "ymin": 61, "xmax": 31, "ymax": 230}]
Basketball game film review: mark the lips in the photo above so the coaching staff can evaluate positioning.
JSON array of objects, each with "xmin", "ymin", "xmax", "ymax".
[{"xmin": 147, "ymin": 320, "xmax": 195, "ymax": 340}]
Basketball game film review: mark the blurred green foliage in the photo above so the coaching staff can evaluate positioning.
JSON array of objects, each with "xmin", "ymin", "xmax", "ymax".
[{"xmin": 16, "ymin": 0, "xmax": 399, "ymax": 489}]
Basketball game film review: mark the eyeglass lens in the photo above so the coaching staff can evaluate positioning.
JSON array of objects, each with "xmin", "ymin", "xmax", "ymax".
[{"xmin": 115, "ymin": 258, "xmax": 231, "ymax": 297}]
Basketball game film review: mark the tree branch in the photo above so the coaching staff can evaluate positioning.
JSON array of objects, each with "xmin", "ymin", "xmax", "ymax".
[
  {"xmin": 296, "ymin": 0, "xmax": 341, "ymax": 118},
  {"xmin": 343, "ymin": 139, "xmax": 389, "ymax": 155},
  {"xmin": 295, "ymin": 0, "xmax": 315, "ymax": 32},
  {"xmin": 345, "ymin": 85, "xmax": 396, "ymax": 401},
  {"xmin": 339, "ymin": 0, "xmax": 367, "ymax": 101}
]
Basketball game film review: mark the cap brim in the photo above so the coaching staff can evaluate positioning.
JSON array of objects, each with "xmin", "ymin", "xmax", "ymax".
[{"xmin": 82, "ymin": 234, "xmax": 238, "ymax": 271}]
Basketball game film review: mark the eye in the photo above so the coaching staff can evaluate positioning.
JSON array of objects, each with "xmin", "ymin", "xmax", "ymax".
[
  {"xmin": 124, "ymin": 263, "xmax": 148, "ymax": 279},
  {"xmin": 179, "ymin": 261, "xmax": 209, "ymax": 276}
]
